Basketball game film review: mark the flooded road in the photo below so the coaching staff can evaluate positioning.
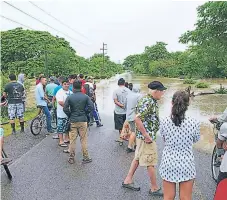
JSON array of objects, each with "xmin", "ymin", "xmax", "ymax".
[{"xmin": 96, "ymin": 73, "xmax": 227, "ymax": 153}]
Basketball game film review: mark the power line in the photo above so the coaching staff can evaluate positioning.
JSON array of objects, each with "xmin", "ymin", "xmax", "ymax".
[
  {"xmin": 0, "ymin": 15, "xmax": 34, "ymax": 30},
  {"xmin": 3, "ymin": 1, "xmax": 88, "ymax": 46},
  {"xmin": 29, "ymin": 1, "xmax": 90, "ymax": 42}
]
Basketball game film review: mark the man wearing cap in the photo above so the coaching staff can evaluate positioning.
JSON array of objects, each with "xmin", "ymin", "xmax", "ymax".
[
  {"xmin": 122, "ymin": 81, "xmax": 166, "ymax": 197},
  {"xmin": 113, "ymin": 78, "xmax": 129, "ymax": 140},
  {"xmin": 46, "ymin": 76, "xmax": 58, "ymax": 102}
]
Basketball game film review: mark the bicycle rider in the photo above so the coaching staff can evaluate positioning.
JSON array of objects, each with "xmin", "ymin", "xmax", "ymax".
[
  {"xmin": 35, "ymin": 76, "xmax": 54, "ymax": 135},
  {"xmin": 210, "ymin": 107, "xmax": 227, "ymax": 184}
]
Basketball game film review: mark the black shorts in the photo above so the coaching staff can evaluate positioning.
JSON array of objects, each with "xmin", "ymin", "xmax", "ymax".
[{"xmin": 114, "ymin": 112, "xmax": 126, "ymax": 130}]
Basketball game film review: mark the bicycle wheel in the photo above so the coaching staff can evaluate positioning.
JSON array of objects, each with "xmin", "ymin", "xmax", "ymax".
[
  {"xmin": 30, "ymin": 117, "xmax": 43, "ymax": 136},
  {"xmin": 211, "ymin": 146, "xmax": 220, "ymax": 182},
  {"xmin": 51, "ymin": 109, "xmax": 57, "ymax": 129}
]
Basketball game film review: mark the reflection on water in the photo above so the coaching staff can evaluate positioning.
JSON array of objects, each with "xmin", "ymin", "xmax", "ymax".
[{"xmin": 96, "ymin": 74, "xmax": 227, "ymax": 152}]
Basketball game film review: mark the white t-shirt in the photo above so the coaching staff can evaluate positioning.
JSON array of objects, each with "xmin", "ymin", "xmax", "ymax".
[{"xmin": 55, "ymin": 88, "xmax": 72, "ymax": 118}]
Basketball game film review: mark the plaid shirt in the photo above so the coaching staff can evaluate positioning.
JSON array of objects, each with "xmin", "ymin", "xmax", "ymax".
[{"xmin": 136, "ymin": 94, "xmax": 159, "ymax": 141}]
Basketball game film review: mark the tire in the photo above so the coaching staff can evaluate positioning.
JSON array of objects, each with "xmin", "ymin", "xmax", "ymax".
[
  {"xmin": 51, "ymin": 109, "xmax": 57, "ymax": 130},
  {"xmin": 30, "ymin": 117, "xmax": 43, "ymax": 136},
  {"xmin": 2, "ymin": 149, "xmax": 12, "ymax": 180},
  {"xmin": 3, "ymin": 165, "xmax": 12, "ymax": 180},
  {"xmin": 211, "ymin": 146, "xmax": 220, "ymax": 183}
]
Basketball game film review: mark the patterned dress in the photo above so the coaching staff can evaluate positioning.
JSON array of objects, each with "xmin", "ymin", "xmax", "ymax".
[{"xmin": 159, "ymin": 116, "xmax": 200, "ymax": 183}]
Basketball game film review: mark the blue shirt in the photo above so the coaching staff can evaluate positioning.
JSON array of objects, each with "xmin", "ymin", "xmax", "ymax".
[
  {"xmin": 35, "ymin": 83, "xmax": 47, "ymax": 106},
  {"xmin": 53, "ymin": 85, "xmax": 62, "ymax": 96},
  {"xmin": 69, "ymin": 84, "xmax": 73, "ymax": 92}
]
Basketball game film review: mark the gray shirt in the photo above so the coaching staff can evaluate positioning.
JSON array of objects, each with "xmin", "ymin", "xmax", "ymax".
[
  {"xmin": 113, "ymin": 86, "xmax": 129, "ymax": 114},
  {"xmin": 126, "ymin": 91, "xmax": 142, "ymax": 121},
  {"xmin": 218, "ymin": 107, "xmax": 227, "ymax": 122}
]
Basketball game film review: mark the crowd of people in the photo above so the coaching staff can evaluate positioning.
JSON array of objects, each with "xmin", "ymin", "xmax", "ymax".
[
  {"xmin": 112, "ymin": 78, "xmax": 227, "ymax": 199},
  {"xmin": 35, "ymin": 73, "xmax": 103, "ymax": 164},
  {"xmin": 1, "ymin": 73, "xmax": 226, "ymax": 199}
]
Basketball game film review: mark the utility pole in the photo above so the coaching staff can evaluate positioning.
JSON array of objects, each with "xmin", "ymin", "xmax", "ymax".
[
  {"xmin": 44, "ymin": 44, "xmax": 48, "ymax": 77},
  {"xmin": 100, "ymin": 42, "xmax": 107, "ymax": 76}
]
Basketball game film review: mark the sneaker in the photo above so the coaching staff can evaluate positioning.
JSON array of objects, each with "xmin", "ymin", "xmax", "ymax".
[
  {"xmin": 126, "ymin": 148, "xmax": 135, "ymax": 153},
  {"xmin": 97, "ymin": 124, "xmax": 103, "ymax": 127},
  {"xmin": 82, "ymin": 158, "xmax": 92, "ymax": 164},
  {"xmin": 52, "ymin": 135, "xmax": 59, "ymax": 139},
  {"xmin": 48, "ymin": 130, "xmax": 55, "ymax": 134}
]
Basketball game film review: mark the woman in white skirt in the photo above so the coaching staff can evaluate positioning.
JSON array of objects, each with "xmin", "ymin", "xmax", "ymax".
[{"xmin": 159, "ymin": 91, "xmax": 200, "ymax": 200}]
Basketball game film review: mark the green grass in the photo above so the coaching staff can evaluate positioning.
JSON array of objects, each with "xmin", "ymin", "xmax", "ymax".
[
  {"xmin": 195, "ymin": 82, "xmax": 209, "ymax": 88},
  {"xmin": 2, "ymin": 108, "xmax": 38, "ymax": 137},
  {"xmin": 183, "ymin": 79, "xmax": 196, "ymax": 84},
  {"xmin": 214, "ymin": 84, "xmax": 227, "ymax": 94}
]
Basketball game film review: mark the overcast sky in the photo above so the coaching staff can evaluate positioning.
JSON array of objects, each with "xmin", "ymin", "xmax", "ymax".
[{"xmin": 1, "ymin": 0, "xmax": 205, "ymax": 62}]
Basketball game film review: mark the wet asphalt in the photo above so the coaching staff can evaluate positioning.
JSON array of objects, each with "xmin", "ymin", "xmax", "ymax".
[{"xmin": 1, "ymin": 112, "xmax": 216, "ymax": 200}]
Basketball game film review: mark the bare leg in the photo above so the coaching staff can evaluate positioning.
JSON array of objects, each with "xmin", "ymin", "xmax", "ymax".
[
  {"xmin": 147, "ymin": 165, "xmax": 159, "ymax": 191},
  {"xmin": 163, "ymin": 180, "xmax": 176, "ymax": 200},
  {"xmin": 124, "ymin": 160, "xmax": 139, "ymax": 184},
  {"xmin": 59, "ymin": 134, "xmax": 64, "ymax": 144},
  {"xmin": 128, "ymin": 132, "xmax": 136, "ymax": 149},
  {"xmin": 179, "ymin": 179, "xmax": 194, "ymax": 200}
]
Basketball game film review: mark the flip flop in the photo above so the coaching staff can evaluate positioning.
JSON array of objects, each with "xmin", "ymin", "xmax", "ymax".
[
  {"xmin": 122, "ymin": 182, "xmax": 140, "ymax": 191},
  {"xmin": 59, "ymin": 143, "xmax": 67, "ymax": 147},
  {"xmin": 149, "ymin": 188, "xmax": 163, "ymax": 196},
  {"xmin": 64, "ymin": 141, "xmax": 70, "ymax": 144}
]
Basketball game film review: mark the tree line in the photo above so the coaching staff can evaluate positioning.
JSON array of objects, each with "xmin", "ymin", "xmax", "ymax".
[
  {"xmin": 1, "ymin": 28, "xmax": 123, "ymax": 81},
  {"xmin": 123, "ymin": 1, "xmax": 227, "ymax": 79}
]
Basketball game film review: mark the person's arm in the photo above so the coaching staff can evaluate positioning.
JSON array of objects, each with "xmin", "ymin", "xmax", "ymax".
[
  {"xmin": 86, "ymin": 96, "xmax": 94, "ymax": 113},
  {"xmin": 38, "ymin": 85, "xmax": 49, "ymax": 102},
  {"xmin": 63, "ymin": 97, "xmax": 71, "ymax": 117},
  {"xmin": 134, "ymin": 98, "xmax": 153, "ymax": 142},
  {"xmin": 193, "ymin": 120, "xmax": 200, "ymax": 143},
  {"xmin": 56, "ymin": 91, "xmax": 64, "ymax": 107},
  {"xmin": 113, "ymin": 91, "xmax": 124, "ymax": 108},
  {"xmin": 3, "ymin": 84, "xmax": 8, "ymax": 98}
]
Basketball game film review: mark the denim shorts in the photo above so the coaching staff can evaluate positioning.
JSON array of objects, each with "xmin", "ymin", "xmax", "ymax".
[{"xmin": 57, "ymin": 118, "xmax": 69, "ymax": 134}]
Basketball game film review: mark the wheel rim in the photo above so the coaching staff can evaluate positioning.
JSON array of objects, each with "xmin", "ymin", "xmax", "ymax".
[
  {"xmin": 212, "ymin": 147, "xmax": 220, "ymax": 182},
  {"xmin": 31, "ymin": 118, "xmax": 42, "ymax": 135}
]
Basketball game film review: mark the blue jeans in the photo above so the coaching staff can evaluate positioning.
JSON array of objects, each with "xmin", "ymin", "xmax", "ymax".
[
  {"xmin": 93, "ymin": 102, "xmax": 101, "ymax": 125},
  {"xmin": 42, "ymin": 106, "xmax": 52, "ymax": 132}
]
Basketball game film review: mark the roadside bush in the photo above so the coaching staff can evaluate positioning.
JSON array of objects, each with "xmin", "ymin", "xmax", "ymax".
[
  {"xmin": 195, "ymin": 82, "xmax": 209, "ymax": 88},
  {"xmin": 183, "ymin": 79, "xmax": 196, "ymax": 84},
  {"xmin": 214, "ymin": 84, "xmax": 227, "ymax": 94}
]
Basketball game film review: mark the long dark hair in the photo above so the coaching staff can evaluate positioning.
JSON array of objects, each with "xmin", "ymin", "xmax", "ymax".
[{"xmin": 171, "ymin": 91, "xmax": 190, "ymax": 126}]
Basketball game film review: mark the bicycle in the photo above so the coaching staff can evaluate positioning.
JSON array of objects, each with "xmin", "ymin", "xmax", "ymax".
[
  {"xmin": 1, "ymin": 149, "xmax": 12, "ymax": 180},
  {"xmin": 210, "ymin": 119, "xmax": 223, "ymax": 182}
]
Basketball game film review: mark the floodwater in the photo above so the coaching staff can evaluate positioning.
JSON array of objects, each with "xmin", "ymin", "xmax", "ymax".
[{"xmin": 96, "ymin": 73, "xmax": 227, "ymax": 153}]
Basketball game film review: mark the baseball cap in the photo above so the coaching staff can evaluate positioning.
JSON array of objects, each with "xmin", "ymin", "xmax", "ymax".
[
  {"xmin": 50, "ymin": 76, "xmax": 55, "ymax": 81},
  {"xmin": 148, "ymin": 81, "xmax": 167, "ymax": 91}
]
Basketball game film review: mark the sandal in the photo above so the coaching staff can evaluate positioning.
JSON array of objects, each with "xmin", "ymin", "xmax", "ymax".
[
  {"xmin": 149, "ymin": 188, "xmax": 163, "ymax": 196},
  {"xmin": 64, "ymin": 140, "xmax": 70, "ymax": 144},
  {"xmin": 68, "ymin": 156, "xmax": 75, "ymax": 164},
  {"xmin": 63, "ymin": 149, "xmax": 70, "ymax": 153},
  {"xmin": 59, "ymin": 143, "xmax": 67, "ymax": 147},
  {"xmin": 122, "ymin": 182, "xmax": 140, "ymax": 191}
]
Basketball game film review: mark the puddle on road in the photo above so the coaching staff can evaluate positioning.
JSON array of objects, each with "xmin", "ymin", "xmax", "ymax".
[{"xmin": 96, "ymin": 74, "xmax": 227, "ymax": 153}]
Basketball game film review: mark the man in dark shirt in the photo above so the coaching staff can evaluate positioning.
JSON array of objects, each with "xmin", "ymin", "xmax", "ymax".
[
  {"xmin": 63, "ymin": 80, "xmax": 94, "ymax": 164},
  {"xmin": 3, "ymin": 74, "xmax": 25, "ymax": 134}
]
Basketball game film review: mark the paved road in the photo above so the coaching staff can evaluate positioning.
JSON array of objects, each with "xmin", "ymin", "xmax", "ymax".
[{"xmin": 1, "ymin": 112, "xmax": 216, "ymax": 200}]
